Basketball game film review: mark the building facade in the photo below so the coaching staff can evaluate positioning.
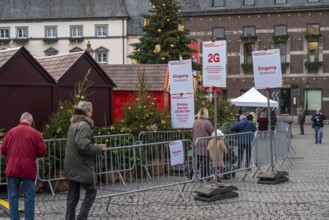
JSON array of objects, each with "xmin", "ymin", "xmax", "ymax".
[
  {"xmin": 0, "ymin": 0, "xmax": 130, "ymax": 64},
  {"xmin": 1, "ymin": 0, "xmax": 329, "ymax": 116},
  {"xmin": 178, "ymin": 0, "xmax": 329, "ymax": 116}
]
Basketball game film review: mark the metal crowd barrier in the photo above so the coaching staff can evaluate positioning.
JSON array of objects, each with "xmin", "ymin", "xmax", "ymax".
[
  {"xmin": 138, "ymin": 129, "xmax": 192, "ymax": 144},
  {"xmin": 193, "ymin": 131, "xmax": 255, "ymax": 183},
  {"xmin": 95, "ymin": 139, "xmax": 194, "ymax": 216},
  {"xmin": 37, "ymin": 133, "xmax": 134, "ymax": 196},
  {"xmin": 253, "ymin": 123, "xmax": 293, "ymax": 177}
]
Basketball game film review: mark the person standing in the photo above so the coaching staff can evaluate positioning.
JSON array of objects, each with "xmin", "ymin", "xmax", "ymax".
[
  {"xmin": 257, "ymin": 111, "xmax": 268, "ymax": 131},
  {"xmin": 207, "ymin": 129, "xmax": 227, "ymax": 186},
  {"xmin": 311, "ymin": 109, "xmax": 326, "ymax": 144},
  {"xmin": 230, "ymin": 114, "xmax": 256, "ymax": 169},
  {"xmin": 0, "ymin": 112, "xmax": 47, "ymax": 220},
  {"xmin": 297, "ymin": 107, "xmax": 306, "ymax": 135},
  {"xmin": 64, "ymin": 101, "xmax": 106, "ymax": 220},
  {"xmin": 192, "ymin": 107, "xmax": 214, "ymax": 179}
]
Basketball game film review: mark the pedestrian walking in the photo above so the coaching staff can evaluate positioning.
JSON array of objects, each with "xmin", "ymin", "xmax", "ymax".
[
  {"xmin": 230, "ymin": 114, "xmax": 256, "ymax": 169},
  {"xmin": 297, "ymin": 107, "xmax": 306, "ymax": 135},
  {"xmin": 0, "ymin": 112, "xmax": 47, "ymax": 220},
  {"xmin": 64, "ymin": 101, "xmax": 106, "ymax": 220},
  {"xmin": 311, "ymin": 109, "xmax": 326, "ymax": 144},
  {"xmin": 192, "ymin": 107, "xmax": 214, "ymax": 179}
]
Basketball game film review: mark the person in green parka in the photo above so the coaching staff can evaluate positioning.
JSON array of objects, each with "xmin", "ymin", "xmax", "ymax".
[{"xmin": 64, "ymin": 101, "xmax": 105, "ymax": 220}]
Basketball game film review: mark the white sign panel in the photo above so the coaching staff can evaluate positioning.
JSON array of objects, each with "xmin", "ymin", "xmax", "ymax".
[
  {"xmin": 202, "ymin": 40, "xmax": 227, "ymax": 88},
  {"xmin": 252, "ymin": 49, "xmax": 282, "ymax": 89},
  {"xmin": 170, "ymin": 93, "xmax": 194, "ymax": 128},
  {"xmin": 169, "ymin": 140, "xmax": 184, "ymax": 166},
  {"xmin": 168, "ymin": 59, "xmax": 193, "ymax": 94}
]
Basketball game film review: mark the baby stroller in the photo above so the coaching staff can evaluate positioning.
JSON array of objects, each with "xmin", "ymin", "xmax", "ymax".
[{"xmin": 221, "ymin": 144, "xmax": 238, "ymax": 179}]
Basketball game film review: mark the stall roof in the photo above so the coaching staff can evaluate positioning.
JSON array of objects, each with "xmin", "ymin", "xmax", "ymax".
[
  {"xmin": 37, "ymin": 51, "xmax": 115, "ymax": 86},
  {"xmin": 102, "ymin": 64, "xmax": 168, "ymax": 91}
]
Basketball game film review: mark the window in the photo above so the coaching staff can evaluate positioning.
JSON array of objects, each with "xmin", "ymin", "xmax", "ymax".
[
  {"xmin": 307, "ymin": 0, "xmax": 320, "ymax": 2},
  {"xmin": 95, "ymin": 25, "xmax": 108, "ymax": 37},
  {"xmin": 213, "ymin": 0, "xmax": 224, "ymax": 7},
  {"xmin": 304, "ymin": 89, "xmax": 322, "ymax": 112},
  {"xmin": 45, "ymin": 26, "xmax": 57, "ymax": 38},
  {"xmin": 308, "ymin": 42, "xmax": 319, "ymax": 62},
  {"xmin": 307, "ymin": 24, "xmax": 320, "ymax": 62},
  {"xmin": 44, "ymin": 47, "xmax": 59, "ymax": 56},
  {"xmin": 307, "ymin": 24, "xmax": 320, "ymax": 34},
  {"xmin": 0, "ymin": 28, "xmax": 10, "ymax": 39},
  {"xmin": 243, "ymin": 0, "xmax": 255, "ymax": 6},
  {"xmin": 213, "ymin": 27, "xmax": 225, "ymax": 39},
  {"xmin": 243, "ymin": 26, "xmax": 255, "ymax": 37},
  {"xmin": 16, "ymin": 27, "xmax": 28, "ymax": 38},
  {"xmin": 275, "ymin": 25, "xmax": 287, "ymax": 36},
  {"xmin": 96, "ymin": 53, "xmax": 107, "ymax": 64},
  {"xmin": 95, "ymin": 46, "xmax": 109, "ymax": 65},
  {"xmin": 70, "ymin": 26, "xmax": 83, "ymax": 38},
  {"xmin": 144, "ymin": 18, "xmax": 150, "ymax": 26},
  {"xmin": 275, "ymin": 0, "xmax": 287, "ymax": 4},
  {"xmin": 274, "ymin": 25, "xmax": 287, "ymax": 62},
  {"xmin": 276, "ymin": 43, "xmax": 286, "ymax": 62},
  {"xmin": 244, "ymin": 43, "xmax": 254, "ymax": 63}
]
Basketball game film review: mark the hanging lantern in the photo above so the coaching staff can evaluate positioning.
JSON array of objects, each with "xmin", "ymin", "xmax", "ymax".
[
  {"xmin": 161, "ymin": 57, "xmax": 166, "ymax": 60},
  {"xmin": 157, "ymin": 28, "xmax": 162, "ymax": 33},
  {"xmin": 170, "ymin": 44, "xmax": 174, "ymax": 48},
  {"xmin": 178, "ymin": 24, "xmax": 184, "ymax": 32},
  {"xmin": 154, "ymin": 44, "xmax": 161, "ymax": 53}
]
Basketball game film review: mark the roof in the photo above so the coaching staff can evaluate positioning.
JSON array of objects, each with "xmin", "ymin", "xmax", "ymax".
[
  {"xmin": 0, "ymin": 48, "xmax": 20, "ymax": 68},
  {"xmin": 0, "ymin": 0, "xmax": 128, "ymax": 21},
  {"xmin": 37, "ymin": 52, "xmax": 83, "ymax": 81},
  {"xmin": 102, "ymin": 64, "xmax": 168, "ymax": 91},
  {"xmin": 230, "ymin": 87, "xmax": 279, "ymax": 108}
]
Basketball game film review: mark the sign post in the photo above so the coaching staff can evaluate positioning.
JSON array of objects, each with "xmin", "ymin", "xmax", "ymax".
[{"xmin": 252, "ymin": 49, "xmax": 289, "ymax": 184}]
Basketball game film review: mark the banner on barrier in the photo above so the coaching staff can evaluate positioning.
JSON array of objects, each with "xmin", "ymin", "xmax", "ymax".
[{"xmin": 169, "ymin": 140, "xmax": 184, "ymax": 165}]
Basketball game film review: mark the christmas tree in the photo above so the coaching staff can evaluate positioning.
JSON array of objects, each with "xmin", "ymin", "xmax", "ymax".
[{"xmin": 128, "ymin": 0, "xmax": 198, "ymax": 68}]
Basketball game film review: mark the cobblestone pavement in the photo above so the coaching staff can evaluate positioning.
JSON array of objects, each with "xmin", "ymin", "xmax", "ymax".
[{"xmin": 1, "ymin": 124, "xmax": 329, "ymax": 220}]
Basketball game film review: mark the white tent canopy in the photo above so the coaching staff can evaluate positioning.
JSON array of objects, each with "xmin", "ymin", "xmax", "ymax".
[{"xmin": 230, "ymin": 87, "xmax": 279, "ymax": 107}]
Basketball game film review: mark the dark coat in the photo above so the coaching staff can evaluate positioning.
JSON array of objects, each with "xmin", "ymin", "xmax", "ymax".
[
  {"xmin": 257, "ymin": 117, "xmax": 268, "ymax": 131},
  {"xmin": 64, "ymin": 115, "xmax": 102, "ymax": 184},
  {"xmin": 1, "ymin": 122, "xmax": 47, "ymax": 180},
  {"xmin": 311, "ymin": 113, "xmax": 326, "ymax": 128},
  {"xmin": 298, "ymin": 109, "xmax": 306, "ymax": 124},
  {"xmin": 230, "ymin": 118, "xmax": 256, "ymax": 145}
]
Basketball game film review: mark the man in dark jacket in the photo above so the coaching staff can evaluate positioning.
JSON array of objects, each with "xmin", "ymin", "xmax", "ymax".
[
  {"xmin": 230, "ymin": 114, "xmax": 256, "ymax": 169},
  {"xmin": 64, "ymin": 101, "xmax": 105, "ymax": 220},
  {"xmin": 298, "ymin": 107, "xmax": 306, "ymax": 135},
  {"xmin": 311, "ymin": 109, "xmax": 326, "ymax": 144},
  {"xmin": 1, "ymin": 112, "xmax": 47, "ymax": 220}
]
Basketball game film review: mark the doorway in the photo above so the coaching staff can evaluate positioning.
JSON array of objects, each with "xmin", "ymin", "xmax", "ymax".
[{"xmin": 280, "ymin": 89, "xmax": 290, "ymax": 114}]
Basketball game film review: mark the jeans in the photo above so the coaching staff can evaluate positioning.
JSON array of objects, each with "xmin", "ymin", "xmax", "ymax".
[
  {"xmin": 65, "ymin": 180, "xmax": 97, "ymax": 220},
  {"xmin": 314, "ymin": 126, "xmax": 323, "ymax": 143},
  {"xmin": 238, "ymin": 143, "xmax": 252, "ymax": 168},
  {"xmin": 7, "ymin": 177, "xmax": 35, "ymax": 220}
]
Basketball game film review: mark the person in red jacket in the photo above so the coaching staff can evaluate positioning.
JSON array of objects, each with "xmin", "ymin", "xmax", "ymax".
[{"xmin": 1, "ymin": 112, "xmax": 47, "ymax": 220}]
